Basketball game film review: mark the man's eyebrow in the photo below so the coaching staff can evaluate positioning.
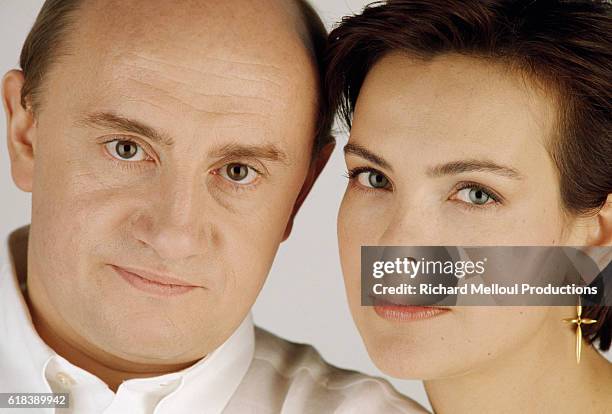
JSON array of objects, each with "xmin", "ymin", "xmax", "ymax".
[
  {"xmin": 209, "ymin": 142, "xmax": 289, "ymax": 164},
  {"xmin": 426, "ymin": 159, "xmax": 523, "ymax": 179},
  {"xmin": 75, "ymin": 112, "xmax": 175, "ymax": 146},
  {"xmin": 344, "ymin": 143, "xmax": 392, "ymax": 171}
]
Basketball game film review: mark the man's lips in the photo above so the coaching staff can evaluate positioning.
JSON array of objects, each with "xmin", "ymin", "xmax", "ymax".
[
  {"xmin": 112, "ymin": 265, "xmax": 199, "ymax": 287},
  {"xmin": 110, "ymin": 265, "xmax": 202, "ymax": 296}
]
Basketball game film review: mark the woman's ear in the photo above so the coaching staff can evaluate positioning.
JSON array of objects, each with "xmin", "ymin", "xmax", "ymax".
[
  {"xmin": 2, "ymin": 69, "xmax": 37, "ymax": 193},
  {"xmin": 587, "ymin": 194, "xmax": 612, "ymax": 246}
]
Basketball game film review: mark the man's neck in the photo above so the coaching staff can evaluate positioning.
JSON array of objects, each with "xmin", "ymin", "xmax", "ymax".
[
  {"xmin": 24, "ymin": 275, "xmax": 197, "ymax": 392},
  {"xmin": 424, "ymin": 320, "xmax": 612, "ymax": 414}
]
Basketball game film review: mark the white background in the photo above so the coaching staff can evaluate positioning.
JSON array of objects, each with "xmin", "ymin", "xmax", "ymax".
[{"xmin": 2, "ymin": 1, "xmax": 610, "ymax": 411}]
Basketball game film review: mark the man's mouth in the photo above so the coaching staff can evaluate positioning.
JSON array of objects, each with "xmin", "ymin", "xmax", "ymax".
[{"xmin": 110, "ymin": 265, "xmax": 200, "ymax": 297}]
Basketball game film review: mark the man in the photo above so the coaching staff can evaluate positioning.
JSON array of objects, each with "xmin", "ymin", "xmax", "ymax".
[{"xmin": 0, "ymin": 0, "xmax": 428, "ymax": 413}]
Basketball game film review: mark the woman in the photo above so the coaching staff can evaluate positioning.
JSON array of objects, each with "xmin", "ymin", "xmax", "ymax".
[{"xmin": 325, "ymin": 0, "xmax": 612, "ymax": 412}]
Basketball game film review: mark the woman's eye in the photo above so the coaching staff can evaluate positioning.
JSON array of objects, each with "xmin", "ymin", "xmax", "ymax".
[
  {"xmin": 105, "ymin": 140, "xmax": 148, "ymax": 161},
  {"xmin": 218, "ymin": 163, "xmax": 259, "ymax": 184},
  {"xmin": 456, "ymin": 187, "xmax": 495, "ymax": 205},
  {"xmin": 357, "ymin": 170, "xmax": 390, "ymax": 189}
]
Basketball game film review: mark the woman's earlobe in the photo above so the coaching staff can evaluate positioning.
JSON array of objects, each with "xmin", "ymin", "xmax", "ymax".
[
  {"xmin": 2, "ymin": 69, "xmax": 37, "ymax": 192},
  {"xmin": 587, "ymin": 194, "xmax": 612, "ymax": 246},
  {"xmin": 595, "ymin": 194, "xmax": 612, "ymax": 245}
]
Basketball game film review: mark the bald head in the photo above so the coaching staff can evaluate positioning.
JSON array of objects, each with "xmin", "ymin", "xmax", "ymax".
[{"xmin": 19, "ymin": 0, "xmax": 331, "ymax": 150}]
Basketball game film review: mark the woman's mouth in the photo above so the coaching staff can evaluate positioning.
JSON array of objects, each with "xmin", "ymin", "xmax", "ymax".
[{"xmin": 372, "ymin": 299, "xmax": 450, "ymax": 322}]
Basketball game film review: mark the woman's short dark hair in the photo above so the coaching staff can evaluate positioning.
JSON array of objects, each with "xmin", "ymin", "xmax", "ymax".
[{"xmin": 325, "ymin": 0, "xmax": 612, "ymax": 350}]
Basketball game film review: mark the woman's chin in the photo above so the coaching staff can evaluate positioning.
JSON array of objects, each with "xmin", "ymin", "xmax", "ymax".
[
  {"xmin": 362, "ymin": 334, "xmax": 464, "ymax": 380},
  {"xmin": 356, "ymin": 310, "xmax": 478, "ymax": 380}
]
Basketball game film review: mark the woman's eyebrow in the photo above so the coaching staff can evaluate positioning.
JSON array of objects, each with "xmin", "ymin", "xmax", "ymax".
[
  {"xmin": 344, "ymin": 142, "xmax": 522, "ymax": 179},
  {"xmin": 344, "ymin": 143, "xmax": 392, "ymax": 171},
  {"xmin": 426, "ymin": 160, "xmax": 523, "ymax": 179}
]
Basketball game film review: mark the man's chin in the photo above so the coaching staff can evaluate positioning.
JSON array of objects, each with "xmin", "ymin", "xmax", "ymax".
[
  {"xmin": 116, "ymin": 344, "xmax": 203, "ymax": 365},
  {"xmin": 88, "ymin": 330, "xmax": 206, "ymax": 367},
  {"xmin": 77, "ymin": 314, "xmax": 209, "ymax": 365}
]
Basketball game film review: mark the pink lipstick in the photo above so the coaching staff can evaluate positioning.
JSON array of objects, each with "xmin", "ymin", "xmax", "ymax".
[{"xmin": 373, "ymin": 301, "xmax": 450, "ymax": 322}]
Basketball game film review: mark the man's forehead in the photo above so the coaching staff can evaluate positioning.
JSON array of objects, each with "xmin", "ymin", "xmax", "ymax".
[
  {"xmin": 70, "ymin": 52, "xmax": 304, "ymax": 153},
  {"xmin": 67, "ymin": 48, "xmax": 306, "ymax": 141},
  {"xmin": 67, "ymin": 0, "xmax": 316, "ymax": 106},
  {"xmin": 79, "ymin": 0, "xmax": 307, "ymax": 58},
  {"xmin": 42, "ymin": 0, "xmax": 319, "ymax": 159},
  {"xmin": 110, "ymin": 50, "xmax": 287, "ymax": 113}
]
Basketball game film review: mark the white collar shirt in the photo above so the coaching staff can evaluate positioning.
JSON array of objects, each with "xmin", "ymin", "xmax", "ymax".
[
  {"xmin": 0, "ymin": 226, "xmax": 253, "ymax": 414},
  {"xmin": 0, "ymin": 226, "xmax": 429, "ymax": 414}
]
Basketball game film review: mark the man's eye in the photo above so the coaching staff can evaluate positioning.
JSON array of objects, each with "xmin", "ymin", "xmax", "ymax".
[
  {"xmin": 455, "ymin": 187, "xmax": 495, "ymax": 205},
  {"xmin": 219, "ymin": 163, "xmax": 259, "ymax": 184},
  {"xmin": 105, "ymin": 140, "xmax": 147, "ymax": 161},
  {"xmin": 356, "ymin": 170, "xmax": 390, "ymax": 189}
]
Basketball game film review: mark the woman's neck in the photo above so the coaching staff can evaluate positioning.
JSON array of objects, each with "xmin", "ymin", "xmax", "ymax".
[{"xmin": 424, "ymin": 320, "xmax": 612, "ymax": 414}]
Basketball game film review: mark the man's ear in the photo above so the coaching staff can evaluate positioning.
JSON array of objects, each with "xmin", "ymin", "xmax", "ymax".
[
  {"xmin": 282, "ymin": 137, "xmax": 336, "ymax": 241},
  {"xmin": 587, "ymin": 194, "xmax": 612, "ymax": 246},
  {"xmin": 2, "ymin": 69, "xmax": 37, "ymax": 192}
]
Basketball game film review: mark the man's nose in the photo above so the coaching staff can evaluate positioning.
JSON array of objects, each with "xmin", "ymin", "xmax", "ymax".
[{"xmin": 132, "ymin": 177, "xmax": 208, "ymax": 260}]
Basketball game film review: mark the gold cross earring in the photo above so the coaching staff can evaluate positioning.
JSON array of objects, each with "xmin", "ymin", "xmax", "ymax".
[{"xmin": 563, "ymin": 297, "xmax": 597, "ymax": 364}]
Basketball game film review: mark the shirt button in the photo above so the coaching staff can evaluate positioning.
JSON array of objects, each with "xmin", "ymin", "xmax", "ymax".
[{"xmin": 56, "ymin": 372, "xmax": 76, "ymax": 387}]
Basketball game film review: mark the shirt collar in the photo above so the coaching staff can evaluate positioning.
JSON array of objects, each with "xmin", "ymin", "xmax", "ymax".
[{"xmin": 1, "ymin": 225, "xmax": 255, "ymax": 413}]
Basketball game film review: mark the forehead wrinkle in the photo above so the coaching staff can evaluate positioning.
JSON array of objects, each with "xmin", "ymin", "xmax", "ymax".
[
  {"xmin": 120, "ymin": 78, "xmax": 273, "ymax": 123},
  {"xmin": 107, "ymin": 53, "xmax": 291, "ymax": 119},
  {"xmin": 119, "ymin": 65, "xmax": 275, "ymax": 106},
  {"xmin": 121, "ymin": 53, "xmax": 287, "ymax": 91}
]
